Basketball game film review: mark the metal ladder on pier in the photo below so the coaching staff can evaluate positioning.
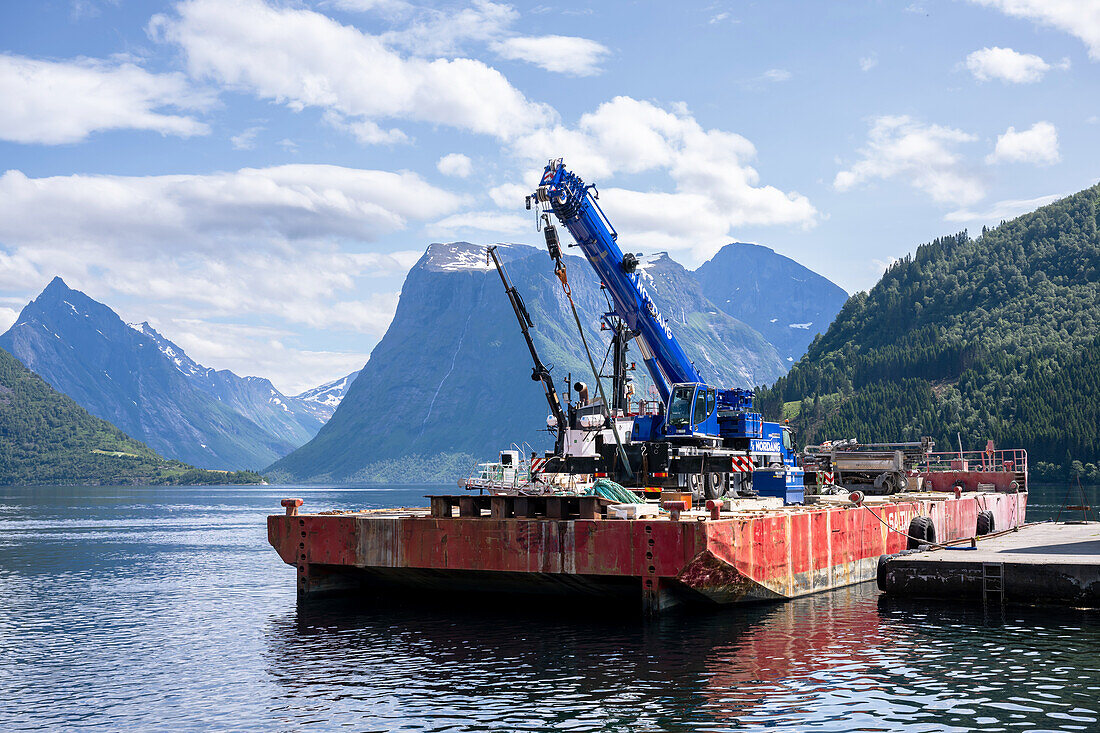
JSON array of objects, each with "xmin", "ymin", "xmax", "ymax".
[{"xmin": 982, "ymin": 562, "xmax": 1004, "ymax": 605}]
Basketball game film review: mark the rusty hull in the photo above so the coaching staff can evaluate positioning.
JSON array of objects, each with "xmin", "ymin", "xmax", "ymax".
[{"xmin": 268, "ymin": 492, "xmax": 1027, "ymax": 612}]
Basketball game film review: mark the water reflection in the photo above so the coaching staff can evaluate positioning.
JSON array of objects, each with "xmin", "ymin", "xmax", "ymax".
[
  {"xmin": 2, "ymin": 484, "xmax": 1098, "ymax": 732},
  {"xmin": 266, "ymin": 587, "xmax": 1100, "ymax": 732}
]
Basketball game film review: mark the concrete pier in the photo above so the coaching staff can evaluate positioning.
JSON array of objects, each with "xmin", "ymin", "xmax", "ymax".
[{"xmin": 879, "ymin": 522, "xmax": 1100, "ymax": 607}]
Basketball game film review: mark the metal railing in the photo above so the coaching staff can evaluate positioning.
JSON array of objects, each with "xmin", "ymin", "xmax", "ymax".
[{"xmin": 917, "ymin": 448, "xmax": 1028, "ymax": 475}]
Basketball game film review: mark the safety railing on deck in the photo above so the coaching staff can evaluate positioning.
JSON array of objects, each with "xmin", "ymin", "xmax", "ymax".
[{"xmin": 917, "ymin": 448, "xmax": 1028, "ymax": 475}]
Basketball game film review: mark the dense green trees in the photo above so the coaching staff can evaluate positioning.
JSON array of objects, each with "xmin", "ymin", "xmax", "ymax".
[
  {"xmin": 758, "ymin": 184, "xmax": 1100, "ymax": 480},
  {"xmin": 0, "ymin": 347, "xmax": 263, "ymax": 485}
]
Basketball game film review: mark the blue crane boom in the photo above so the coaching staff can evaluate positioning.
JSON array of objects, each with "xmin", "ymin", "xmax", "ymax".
[
  {"xmin": 527, "ymin": 158, "xmax": 804, "ymax": 504},
  {"xmin": 530, "ymin": 159, "xmax": 698, "ymax": 402}
]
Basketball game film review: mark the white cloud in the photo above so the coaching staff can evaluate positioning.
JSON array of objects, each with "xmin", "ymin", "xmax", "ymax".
[
  {"xmin": 514, "ymin": 96, "xmax": 817, "ymax": 259},
  {"xmin": 709, "ymin": 12, "xmax": 731, "ymax": 24},
  {"xmin": 150, "ymin": 0, "xmax": 553, "ymax": 142},
  {"xmin": 426, "ymin": 211, "xmax": 530, "ymax": 236},
  {"xmin": 762, "ymin": 68, "xmax": 791, "ymax": 82},
  {"xmin": 230, "ymin": 125, "xmax": 262, "ymax": 150},
  {"xmin": 834, "ymin": 115, "xmax": 984, "ymax": 205},
  {"xmin": 0, "ymin": 165, "xmax": 460, "ymax": 250},
  {"xmin": 0, "ymin": 53, "xmax": 211, "ymax": 144},
  {"xmin": 493, "ymin": 35, "xmax": 611, "ymax": 76},
  {"xmin": 965, "ymin": 46, "xmax": 1050, "ymax": 83},
  {"xmin": 151, "ymin": 319, "xmax": 371, "ymax": 395},
  {"xmin": 323, "ymin": 112, "xmax": 409, "ymax": 145},
  {"xmin": 0, "ymin": 306, "xmax": 18, "ymax": 332},
  {"xmin": 322, "ymin": 0, "xmax": 411, "ymax": 14},
  {"xmin": 945, "ymin": 192, "xmax": 1063, "ymax": 223},
  {"xmin": 860, "ymin": 54, "xmax": 878, "ymax": 71},
  {"xmin": 437, "ymin": 153, "xmax": 473, "ymax": 178},
  {"xmin": 986, "ymin": 121, "xmax": 1060, "ymax": 164},
  {"xmin": 383, "ymin": 0, "xmax": 516, "ymax": 56},
  {"xmin": 968, "ymin": 0, "xmax": 1100, "ymax": 60},
  {"xmin": 0, "ymin": 165, "xmax": 460, "ymax": 339},
  {"xmin": 489, "ymin": 182, "xmax": 529, "ymax": 208}
]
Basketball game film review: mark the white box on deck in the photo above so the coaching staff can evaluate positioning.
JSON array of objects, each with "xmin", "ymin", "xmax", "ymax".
[{"xmin": 607, "ymin": 503, "xmax": 661, "ymax": 519}]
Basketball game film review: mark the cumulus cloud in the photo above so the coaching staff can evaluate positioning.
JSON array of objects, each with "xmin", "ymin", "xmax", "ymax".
[
  {"xmin": 834, "ymin": 115, "xmax": 984, "ymax": 205},
  {"xmin": 860, "ymin": 54, "xmax": 878, "ymax": 71},
  {"xmin": 968, "ymin": 0, "xmax": 1100, "ymax": 60},
  {"xmin": 493, "ymin": 35, "xmax": 611, "ymax": 76},
  {"xmin": 140, "ymin": 319, "xmax": 372, "ymax": 395},
  {"xmin": 230, "ymin": 125, "xmax": 262, "ymax": 150},
  {"xmin": 945, "ymin": 192, "xmax": 1064, "ymax": 223},
  {"xmin": 427, "ymin": 211, "xmax": 530, "ymax": 236},
  {"xmin": 513, "ymin": 96, "xmax": 817, "ymax": 259},
  {"xmin": 383, "ymin": 0, "xmax": 516, "ymax": 56},
  {"xmin": 0, "ymin": 53, "xmax": 211, "ymax": 144},
  {"xmin": 965, "ymin": 46, "xmax": 1050, "ymax": 83},
  {"xmin": 0, "ymin": 165, "xmax": 461, "ymax": 338},
  {"xmin": 150, "ymin": 0, "xmax": 553, "ymax": 142},
  {"xmin": 0, "ymin": 306, "xmax": 19, "ymax": 332},
  {"xmin": 437, "ymin": 153, "xmax": 473, "ymax": 178},
  {"xmin": 986, "ymin": 121, "xmax": 1060, "ymax": 164}
]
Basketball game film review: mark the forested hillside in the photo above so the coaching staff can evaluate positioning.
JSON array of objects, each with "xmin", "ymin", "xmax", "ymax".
[
  {"xmin": 757, "ymin": 184, "xmax": 1100, "ymax": 480},
  {"xmin": 0, "ymin": 347, "xmax": 262, "ymax": 485}
]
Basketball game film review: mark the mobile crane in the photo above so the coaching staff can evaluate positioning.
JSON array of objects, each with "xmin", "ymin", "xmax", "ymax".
[{"xmin": 527, "ymin": 159, "xmax": 804, "ymax": 503}]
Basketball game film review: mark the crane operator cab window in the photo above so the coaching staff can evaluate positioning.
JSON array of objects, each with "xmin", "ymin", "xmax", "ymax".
[
  {"xmin": 667, "ymin": 384, "xmax": 717, "ymax": 433},
  {"xmin": 667, "ymin": 384, "xmax": 696, "ymax": 428}
]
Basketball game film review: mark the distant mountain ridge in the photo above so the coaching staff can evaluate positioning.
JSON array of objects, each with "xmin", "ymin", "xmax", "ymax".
[
  {"xmin": 292, "ymin": 370, "xmax": 361, "ymax": 422},
  {"xmin": 694, "ymin": 242, "xmax": 849, "ymax": 363},
  {"xmin": 0, "ymin": 279, "xmax": 354, "ymax": 470},
  {"xmin": 268, "ymin": 240, "xmax": 841, "ymax": 483}
]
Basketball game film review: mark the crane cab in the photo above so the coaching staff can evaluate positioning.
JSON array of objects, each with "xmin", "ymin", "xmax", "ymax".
[{"xmin": 664, "ymin": 383, "xmax": 720, "ymax": 440}]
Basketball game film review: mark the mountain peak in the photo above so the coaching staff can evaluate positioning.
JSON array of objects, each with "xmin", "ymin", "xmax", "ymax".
[{"xmin": 419, "ymin": 241, "xmax": 537, "ymax": 272}]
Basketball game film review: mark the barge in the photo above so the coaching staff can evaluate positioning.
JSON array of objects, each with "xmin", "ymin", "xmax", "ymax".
[{"xmin": 269, "ymin": 489, "xmax": 1026, "ymax": 613}]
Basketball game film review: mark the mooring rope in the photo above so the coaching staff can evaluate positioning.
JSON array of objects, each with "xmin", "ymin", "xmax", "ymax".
[{"xmin": 859, "ymin": 502, "xmax": 957, "ymax": 551}]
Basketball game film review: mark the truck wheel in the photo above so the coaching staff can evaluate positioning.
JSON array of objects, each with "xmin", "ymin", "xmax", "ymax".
[
  {"xmin": 705, "ymin": 472, "xmax": 728, "ymax": 500},
  {"xmin": 687, "ymin": 473, "xmax": 704, "ymax": 501}
]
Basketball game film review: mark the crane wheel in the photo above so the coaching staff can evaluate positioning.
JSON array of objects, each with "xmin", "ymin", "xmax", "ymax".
[{"xmin": 705, "ymin": 472, "xmax": 728, "ymax": 500}]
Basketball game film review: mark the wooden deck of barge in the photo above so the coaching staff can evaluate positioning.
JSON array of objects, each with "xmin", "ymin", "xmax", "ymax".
[{"xmin": 269, "ymin": 491, "xmax": 1027, "ymax": 613}]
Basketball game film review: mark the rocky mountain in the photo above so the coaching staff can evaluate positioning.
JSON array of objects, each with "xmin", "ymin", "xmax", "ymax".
[
  {"xmin": 291, "ymin": 370, "xmax": 361, "ymax": 423},
  {"xmin": 0, "ymin": 345, "xmax": 261, "ymax": 485},
  {"xmin": 757, "ymin": 184, "xmax": 1100, "ymax": 478},
  {"xmin": 0, "ymin": 278, "xmax": 307, "ymax": 469},
  {"xmin": 268, "ymin": 242, "xmax": 788, "ymax": 483},
  {"xmin": 694, "ymin": 242, "xmax": 849, "ymax": 363},
  {"xmin": 127, "ymin": 321, "xmax": 325, "ymax": 443}
]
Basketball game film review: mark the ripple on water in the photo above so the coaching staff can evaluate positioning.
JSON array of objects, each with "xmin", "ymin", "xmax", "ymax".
[{"xmin": 0, "ymin": 484, "xmax": 1098, "ymax": 732}]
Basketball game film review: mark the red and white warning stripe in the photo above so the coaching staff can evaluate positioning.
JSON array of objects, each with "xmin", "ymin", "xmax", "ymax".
[
  {"xmin": 730, "ymin": 456, "xmax": 754, "ymax": 473},
  {"xmin": 531, "ymin": 458, "xmax": 548, "ymax": 473},
  {"xmin": 821, "ymin": 471, "xmax": 836, "ymax": 485}
]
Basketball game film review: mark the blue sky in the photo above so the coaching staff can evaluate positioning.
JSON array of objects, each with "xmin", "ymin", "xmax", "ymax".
[{"xmin": 0, "ymin": 0, "xmax": 1097, "ymax": 392}]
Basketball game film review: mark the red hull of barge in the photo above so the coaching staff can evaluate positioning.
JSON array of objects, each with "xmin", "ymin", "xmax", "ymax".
[{"xmin": 269, "ymin": 492, "xmax": 1027, "ymax": 612}]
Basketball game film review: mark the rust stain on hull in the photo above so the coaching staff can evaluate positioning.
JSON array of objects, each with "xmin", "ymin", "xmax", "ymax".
[{"xmin": 269, "ymin": 492, "xmax": 1027, "ymax": 610}]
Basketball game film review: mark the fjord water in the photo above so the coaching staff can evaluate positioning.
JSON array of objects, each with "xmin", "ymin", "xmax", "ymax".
[{"xmin": 1, "ymin": 485, "xmax": 1097, "ymax": 732}]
